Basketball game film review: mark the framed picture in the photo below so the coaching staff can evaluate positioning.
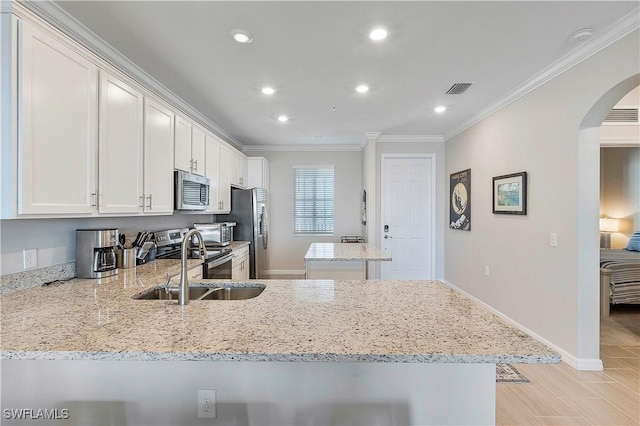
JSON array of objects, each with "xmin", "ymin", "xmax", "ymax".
[
  {"xmin": 493, "ymin": 172, "xmax": 527, "ymax": 215},
  {"xmin": 449, "ymin": 169, "xmax": 471, "ymax": 231}
]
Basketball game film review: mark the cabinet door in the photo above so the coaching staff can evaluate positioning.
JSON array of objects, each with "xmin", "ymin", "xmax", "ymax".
[
  {"xmin": 240, "ymin": 256, "xmax": 250, "ymax": 280},
  {"xmin": 205, "ymin": 134, "xmax": 220, "ymax": 213},
  {"xmin": 19, "ymin": 21, "xmax": 97, "ymax": 214},
  {"xmin": 248, "ymin": 157, "xmax": 269, "ymax": 192},
  {"xmin": 143, "ymin": 98, "xmax": 175, "ymax": 214},
  {"xmin": 231, "ymin": 258, "xmax": 241, "ymax": 280},
  {"xmin": 191, "ymin": 126, "xmax": 206, "ymax": 176},
  {"xmin": 218, "ymin": 144, "xmax": 231, "ymax": 212},
  {"xmin": 174, "ymin": 115, "xmax": 192, "ymax": 172},
  {"xmin": 238, "ymin": 153, "xmax": 248, "ymax": 188},
  {"xmin": 98, "ymin": 71, "xmax": 143, "ymax": 214},
  {"xmin": 229, "ymin": 149, "xmax": 240, "ymax": 187}
]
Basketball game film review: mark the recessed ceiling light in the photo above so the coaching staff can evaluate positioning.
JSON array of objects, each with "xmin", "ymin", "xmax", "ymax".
[
  {"xmin": 262, "ymin": 87, "xmax": 275, "ymax": 95},
  {"xmin": 277, "ymin": 115, "xmax": 289, "ymax": 122},
  {"xmin": 355, "ymin": 85, "xmax": 369, "ymax": 93},
  {"xmin": 369, "ymin": 27, "xmax": 388, "ymax": 41},
  {"xmin": 434, "ymin": 106, "xmax": 447, "ymax": 113},
  {"xmin": 230, "ymin": 29, "xmax": 253, "ymax": 44},
  {"xmin": 569, "ymin": 28, "xmax": 593, "ymax": 42}
]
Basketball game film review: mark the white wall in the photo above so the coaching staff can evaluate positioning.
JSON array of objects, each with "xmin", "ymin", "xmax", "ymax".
[
  {"xmin": 600, "ymin": 147, "xmax": 640, "ymax": 248},
  {"xmin": 444, "ymin": 30, "xmax": 639, "ymax": 366},
  {"xmin": 0, "ymin": 214, "xmax": 212, "ymax": 275},
  {"xmin": 244, "ymin": 150, "xmax": 363, "ymax": 274}
]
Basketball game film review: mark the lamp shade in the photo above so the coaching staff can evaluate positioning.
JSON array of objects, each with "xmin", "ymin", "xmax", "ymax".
[{"xmin": 599, "ymin": 218, "xmax": 620, "ymax": 233}]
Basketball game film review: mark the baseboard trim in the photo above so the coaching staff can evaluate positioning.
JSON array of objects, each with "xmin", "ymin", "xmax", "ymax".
[
  {"xmin": 442, "ymin": 280, "xmax": 603, "ymax": 371},
  {"xmin": 265, "ymin": 269, "xmax": 306, "ymax": 277}
]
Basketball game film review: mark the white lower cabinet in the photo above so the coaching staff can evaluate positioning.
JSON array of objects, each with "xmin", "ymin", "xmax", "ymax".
[
  {"xmin": 232, "ymin": 245, "xmax": 250, "ymax": 281},
  {"xmin": 16, "ymin": 19, "xmax": 98, "ymax": 215}
]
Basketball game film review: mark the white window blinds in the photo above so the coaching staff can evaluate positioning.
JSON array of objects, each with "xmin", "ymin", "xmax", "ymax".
[{"xmin": 293, "ymin": 167, "xmax": 334, "ymax": 234}]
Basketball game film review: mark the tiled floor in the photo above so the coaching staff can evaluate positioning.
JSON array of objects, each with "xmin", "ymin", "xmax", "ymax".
[{"xmin": 496, "ymin": 305, "xmax": 639, "ymax": 425}]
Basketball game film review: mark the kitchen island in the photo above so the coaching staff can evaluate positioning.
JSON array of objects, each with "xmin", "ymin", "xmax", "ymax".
[
  {"xmin": 304, "ymin": 242, "xmax": 391, "ymax": 279},
  {"xmin": 1, "ymin": 260, "xmax": 558, "ymax": 425}
]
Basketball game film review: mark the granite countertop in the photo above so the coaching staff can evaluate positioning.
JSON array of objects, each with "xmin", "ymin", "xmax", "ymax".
[
  {"xmin": 0, "ymin": 259, "xmax": 559, "ymax": 364},
  {"xmin": 304, "ymin": 243, "xmax": 391, "ymax": 261}
]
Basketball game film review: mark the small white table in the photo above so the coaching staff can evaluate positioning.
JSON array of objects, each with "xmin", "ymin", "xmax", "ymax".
[{"xmin": 304, "ymin": 242, "xmax": 391, "ymax": 279}]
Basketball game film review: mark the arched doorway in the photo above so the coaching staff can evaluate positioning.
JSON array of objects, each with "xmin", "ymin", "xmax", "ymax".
[{"xmin": 578, "ymin": 74, "xmax": 639, "ymax": 366}]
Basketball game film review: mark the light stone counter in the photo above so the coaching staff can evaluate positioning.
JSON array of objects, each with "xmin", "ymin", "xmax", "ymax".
[
  {"xmin": 1, "ymin": 258, "xmax": 558, "ymax": 364},
  {"xmin": 304, "ymin": 242, "xmax": 391, "ymax": 279},
  {"xmin": 304, "ymin": 243, "xmax": 391, "ymax": 261}
]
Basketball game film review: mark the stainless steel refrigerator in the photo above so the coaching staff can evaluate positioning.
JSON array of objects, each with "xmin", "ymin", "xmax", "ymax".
[{"xmin": 220, "ymin": 187, "xmax": 268, "ymax": 279}]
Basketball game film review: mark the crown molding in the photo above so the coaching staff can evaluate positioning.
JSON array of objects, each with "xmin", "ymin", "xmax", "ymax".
[
  {"xmin": 243, "ymin": 144, "xmax": 362, "ymax": 152},
  {"xmin": 445, "ymin": 7, "xmax": 640, "ymax": 141},
  {"xmin": 11, "ymin": 0, "xmax": 244, "ymax": 150},
  {"xmin": 376, "ymin": 135, "xmax": 445, "ymax": 144}
]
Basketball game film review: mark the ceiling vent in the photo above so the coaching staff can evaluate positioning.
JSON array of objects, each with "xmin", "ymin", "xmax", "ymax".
[
  {"xmin": 604, "ymin": 108, "xmax": 639, "ymax": 124},
  {"xmin": 445, "ymin": 82, "xmax": 473, "ymax": 95}
]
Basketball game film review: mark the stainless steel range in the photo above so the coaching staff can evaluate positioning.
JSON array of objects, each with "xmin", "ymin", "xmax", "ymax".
[{"xmin": 153, "ymin": 228, "xmax": 233, "ymax": 279}]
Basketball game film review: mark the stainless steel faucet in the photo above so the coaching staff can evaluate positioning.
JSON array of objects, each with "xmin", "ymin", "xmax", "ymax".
[{"xmin": 178, "ymin": 228, "xmax": 206, "ymax": 305}]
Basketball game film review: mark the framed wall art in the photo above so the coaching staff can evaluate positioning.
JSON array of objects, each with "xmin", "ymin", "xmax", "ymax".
[
  {"xmin": 449, "ymin": 169, "xmax": 471, "ymax": 231},
  {"xmin": 493, "ymin": 172, "xmax": 527, "ymax": 215}
]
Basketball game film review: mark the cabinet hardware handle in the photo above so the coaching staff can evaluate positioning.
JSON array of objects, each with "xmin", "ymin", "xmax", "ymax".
[
  {"xmin": 91, "ymin": 191, "xmax": 97, "ymax": 207},
  {"xmin": 146, "ymin": 194, "xmax": 152, "ymax": 210},
  {"xmin": 193, "ymin": 159, "xmax": 198, "ymax": 171},
  {"xmin": 189, "ymin": 159, "xmax": 193, "ymax": 172},
  {"xmin": 139, "ymin": 196, "xmax": 145, "ymax": 208}
]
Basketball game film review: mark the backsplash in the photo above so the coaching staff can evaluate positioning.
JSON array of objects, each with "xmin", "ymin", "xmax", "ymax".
[{"xmin": 0, "ymin": 262, "xmax": 75, "ymax": 295}]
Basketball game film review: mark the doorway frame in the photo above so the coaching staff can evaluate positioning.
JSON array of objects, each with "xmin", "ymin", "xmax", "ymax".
[{"xmin": 380, "ymin": 153, "xmax": 437, "ymax": 280}]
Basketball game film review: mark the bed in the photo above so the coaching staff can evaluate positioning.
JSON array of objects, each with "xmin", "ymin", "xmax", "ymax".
[{"xmin": 600, "ymin": 232, "xmax": 640, "ymax": 317}]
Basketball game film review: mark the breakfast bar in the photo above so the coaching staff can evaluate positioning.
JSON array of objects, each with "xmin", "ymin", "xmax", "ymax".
[
  {"xmin": 304, "ymin": 242, "xmax": 391, "ymax": 279},
  {"xmin": 1, "ymin": 260, "xmax": 559, "ymax": 425}
]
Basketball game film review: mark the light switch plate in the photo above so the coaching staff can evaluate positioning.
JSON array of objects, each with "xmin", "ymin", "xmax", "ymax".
[{"xmin": 549, "ymin": 233, "xmax": 558, "ymax": 247}]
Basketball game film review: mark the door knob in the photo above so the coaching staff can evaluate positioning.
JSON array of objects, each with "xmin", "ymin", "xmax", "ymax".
[{"xmin": 384, "ymin": 235, "xmax": 392, "ymax": 239}]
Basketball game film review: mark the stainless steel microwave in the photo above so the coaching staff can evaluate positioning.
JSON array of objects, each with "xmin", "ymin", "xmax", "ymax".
[{"xmin": 174, "ymin": 170, "xmax": 210, "ymax": 211}]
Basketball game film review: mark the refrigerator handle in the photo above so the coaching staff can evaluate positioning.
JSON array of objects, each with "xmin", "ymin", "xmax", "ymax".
[{"xmin": 261, "ymin": 204, "xmax": 268, "ymax": 249}]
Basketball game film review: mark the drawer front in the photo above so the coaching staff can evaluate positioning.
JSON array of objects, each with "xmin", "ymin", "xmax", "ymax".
[{"xmin": 233, "ymin": 245, "xmax": 249, "ymax": 260}]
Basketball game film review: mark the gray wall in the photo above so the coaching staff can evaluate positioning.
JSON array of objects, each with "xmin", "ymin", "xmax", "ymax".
[
  {"xmin": 0, "ymin": 214, "xmax": 212, "ymax": 275},
  {"xmin": 600, "ymin": 147, "xmax": 640, "ymax": 248},
  {"xmin": 444, "ymin": 30, "xmax": 639, "ymax": 365},
  {"xmin": 244, "ymin": 150, "xmax": 363, "ymax": 274}
]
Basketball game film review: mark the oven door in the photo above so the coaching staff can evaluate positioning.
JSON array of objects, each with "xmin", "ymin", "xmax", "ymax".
[{"xmin": 202, "ymin": 252, "xmax": 233, "ymax": 279}]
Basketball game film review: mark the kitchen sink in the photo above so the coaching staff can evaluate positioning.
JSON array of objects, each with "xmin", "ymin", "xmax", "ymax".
[{"xmin": 133, "ymin": 284, "xmax": 265, "ymax": 301}]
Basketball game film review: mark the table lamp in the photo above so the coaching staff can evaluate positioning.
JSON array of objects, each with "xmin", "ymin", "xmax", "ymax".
[{"xmin": 600, "ymin": 217, "xmax": 620, "ymax": 249}]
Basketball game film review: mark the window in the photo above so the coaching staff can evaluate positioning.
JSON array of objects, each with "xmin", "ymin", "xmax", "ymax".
[{"xmin": 293, "ymin": 167, "xmax": 334, "ymax": 235}]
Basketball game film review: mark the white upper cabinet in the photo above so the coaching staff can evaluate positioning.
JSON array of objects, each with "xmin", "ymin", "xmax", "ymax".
[
  {"xmin": 205, "ymin": 133, "xmax": 220, "ymax": 213},
  {"xmin": 143, "ymin": 98, "xmax": 175, "ymax": 214},
  {"xmin": 174, "ymin": 115, "xmax": 192, "ymax": 172},
  {"xmin": 247, "ymin": 157, "xmax": 270, "ymax": 192},
  {"xmin": 191, "ymin": 126, "xmax": 206, "ymax": 176},
  {"xmin": 98, "ymin": 70, "xmax": 144, "ymax": 214},
  {"xmin": 218, "ymin": 143, "xmax": 231, "ymax": 212},
  {"xmin": 174, "ymin": 116, "xmax": 206, "ymax": 176},
  {"xmin": 18, "ymin": 20, "xmax": 98, "ymax": 215},
  {"xmin": 230, "ymin": 148, "xmax": 248, "ymax": 188}
]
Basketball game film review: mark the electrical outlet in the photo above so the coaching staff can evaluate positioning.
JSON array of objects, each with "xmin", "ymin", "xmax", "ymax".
[
  {"xmin": 484, "ymin": 266, "xmax": 490, "ymax": 277},
  {"xmin": 549, "ymin": 233, "xmax": 558, "ymax": 247},
  {"xmin": 23, "ymin": 249, "xmax": 37, "ymax": 270},
  {"xmin": 198, "ymin": 389, "xmax": 216, "ymax": 419}
]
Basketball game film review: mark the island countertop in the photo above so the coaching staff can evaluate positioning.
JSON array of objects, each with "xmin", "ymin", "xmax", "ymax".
[
  {"xmin": 304, "ymin": 243, "xmax": 391, "ymax": 261},
  {"xmin": 0, "ymin": 259, "xmax": 559, "ymax": 364}
]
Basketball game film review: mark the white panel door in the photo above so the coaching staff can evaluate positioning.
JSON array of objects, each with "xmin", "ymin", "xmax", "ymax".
[
  {"xmin": 98, "ymin": 71, "xmax": 143, "ymax": 214},
  {"xmin": 143, "ymin": 98, "xmax": 175, "ymax": 214},
  {"xmin": 381, "ymin": 155, "xmax": 434, "ymax": 280},
  {"xmin": 19, "ymin": 21, "xmax": 97, "ymax": 215}
]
